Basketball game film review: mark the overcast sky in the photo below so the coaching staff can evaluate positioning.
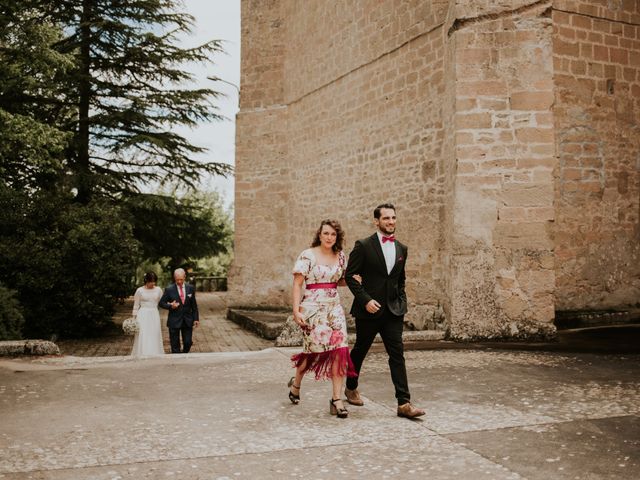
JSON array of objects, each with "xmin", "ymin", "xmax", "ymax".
[{"xmin": 178, "ymin": 1, "xmax": 240, "ymax": 208}]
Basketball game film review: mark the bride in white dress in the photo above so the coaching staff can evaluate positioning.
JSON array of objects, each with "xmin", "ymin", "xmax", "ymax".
[{"xmin": 131, "ymin": 272, "xmax": 164, "ymax": 357}]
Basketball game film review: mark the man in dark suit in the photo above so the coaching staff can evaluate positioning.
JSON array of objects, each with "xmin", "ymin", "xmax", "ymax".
[
  {"xmin": 345, "ymin": 203, "xmax": 425, "ymax": 419},
  {"xmin": 159, "ymin": 268, "xmax": 199, "ymax": 353}
]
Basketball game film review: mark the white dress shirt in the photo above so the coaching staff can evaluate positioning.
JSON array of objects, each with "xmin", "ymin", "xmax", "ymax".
[{"xmin": 377, "ymin": 231, "xmax": 396, "ymax": 274}]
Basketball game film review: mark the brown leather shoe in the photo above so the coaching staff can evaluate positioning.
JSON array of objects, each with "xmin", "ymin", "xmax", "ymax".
[
  {"xmin": 397, "ymin": 402, "xmax": 425, "ymax": 419},
  {"xmin": 344, "ymin": 388, "xmax": 364, "ymax": 406}
]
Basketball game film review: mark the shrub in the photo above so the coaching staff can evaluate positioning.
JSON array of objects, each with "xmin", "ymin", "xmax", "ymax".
[
  {"xmin": 0, "ymin": 187, "xmax": 140, "ymax": 338},
  {"xmin": 0, "ymin": 284, "xmax": 25, "ymax": 340}
]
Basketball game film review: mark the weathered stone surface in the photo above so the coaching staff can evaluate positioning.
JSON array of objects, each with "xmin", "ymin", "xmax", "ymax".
[
  {"xmin": 231, "ymin": 0, "xmax": 639, "ymax": 340},
  {"xmin": 553, "ymin": 0, "xmax": 640, "ymax": 311},
  {"xmin": 0, "ymin": 340, "xmax": 60, "ymax": 356},
  {"xmin": 0, "ymin": 347, "xmax": 638, "ymax": 478},
  {"xmin": 227, "ymin": 309, "xmax": 288, "ymax": 340}
]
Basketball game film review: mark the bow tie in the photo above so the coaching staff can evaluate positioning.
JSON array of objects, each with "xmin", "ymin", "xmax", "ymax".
[{"xmin": 382, "ymin": 235, "xmax": 395, "ymax": 243}]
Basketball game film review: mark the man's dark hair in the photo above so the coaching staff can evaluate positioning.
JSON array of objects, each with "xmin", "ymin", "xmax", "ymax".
[{"xmin": 374, "ymin": 203, "xmax": 396, "ymax": 219}]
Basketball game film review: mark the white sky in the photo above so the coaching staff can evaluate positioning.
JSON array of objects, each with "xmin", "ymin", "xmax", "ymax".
[{"xmin": 178, "ymin": 1, "xmax": 240, "ymax": 209}]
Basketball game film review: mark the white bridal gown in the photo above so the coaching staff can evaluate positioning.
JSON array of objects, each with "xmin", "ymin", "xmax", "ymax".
[{"xmin": 131, "ymin": 286, "xmax": 164, "ymax": 357}]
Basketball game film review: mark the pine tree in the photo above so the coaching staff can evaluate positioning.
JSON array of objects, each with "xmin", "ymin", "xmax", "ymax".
[
  {"xmin": 0, "ymin": 0, "xmax": 74, "ymax": 191},
  {"xmin": 0, "ymin": 1, "xmax": 233, "ymax": 338},
  {"xmin": 49, "ymin": 0, "xmax": 231, "ymax": 202}
]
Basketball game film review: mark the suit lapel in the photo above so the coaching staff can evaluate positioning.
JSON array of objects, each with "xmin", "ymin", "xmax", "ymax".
[
  {"xmin": 369, "ymin": 233, "xmax": 388, "ymax": 275},
  {"xmin": 390, "ymin": 241, "xmax": 403, "ymax": 275}
]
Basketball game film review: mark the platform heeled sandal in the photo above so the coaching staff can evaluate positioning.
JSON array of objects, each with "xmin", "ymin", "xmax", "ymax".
[
  {"xmin": 330, "ymin": 398, "xmax": 348, "ymax": 418},
  {"xmin": 287, "ymin": 377, "xmax": 300, "ymax": 405}
]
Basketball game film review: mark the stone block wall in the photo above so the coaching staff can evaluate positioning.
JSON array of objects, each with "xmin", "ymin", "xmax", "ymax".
[
  {"xmin": 447, "ymin": 0, "xmax": 556, "ymax": 339},
  {"xmin": 229, "ymin": 0, "xmax": 290, "ymax": 306},
  {"xmin": 232, "ymin": 0, "xmax": 452, "ymax": 329},
  {"xmin": 284, "ymin": 1, "xmax": 450, "ymax": 329},
  {"xmin": 553, "ymin": 0, "xmax": 640, "ymax": 311},
  {"xmin": 231, "ymin": 0, "xmax": 639, "ymax": 339}
]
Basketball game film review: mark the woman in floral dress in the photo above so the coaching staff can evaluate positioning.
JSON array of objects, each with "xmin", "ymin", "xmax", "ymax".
[{"xmin": 288, "ymin": 219, "xmax": 356, "ymax": 418}]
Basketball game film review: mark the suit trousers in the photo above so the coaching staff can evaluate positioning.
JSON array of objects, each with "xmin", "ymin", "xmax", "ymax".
[
  {"xmin": 346, "ymin": 308, "xmax": 410, "ymax": 405},
  {"xmin": 169, "ymin": 324, "xmax": 193, "ymax": 353}
]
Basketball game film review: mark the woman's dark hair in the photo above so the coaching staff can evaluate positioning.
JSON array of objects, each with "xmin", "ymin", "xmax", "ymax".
[
  {"xmin": 143, "ymin": 272, "xmax": 158, "ymax": 284},
  {"xmin": 374, "ymin": 203, "xmax": 395, "ymax": 219},
  {"xmin": 310, "ymin": 219, "xmax": 345, "ymax": 253}
]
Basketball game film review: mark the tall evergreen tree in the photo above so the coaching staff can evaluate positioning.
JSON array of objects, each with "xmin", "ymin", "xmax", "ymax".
[
  {"xmin": 0, "ymin": 1, "xmax": 233, "ymax": 339},
  {"xmin": 0, "ymin": 0, "xmax": 74, "ymax": 192},
  {"xmin": 49, "ymin": 0, "xmax": 231, "ymax": 202}
]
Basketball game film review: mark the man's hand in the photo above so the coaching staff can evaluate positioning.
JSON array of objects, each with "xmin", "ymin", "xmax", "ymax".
[
  {"xmin": 365, "ymin": 299, "xmax": 381, "ymax": 314},
  {"xmin": 194, "ymin": 320, "xmax": 200, "ymax": 329},
  {"xmin": 170, "ymin": 300, "xmax": 179, "ymax": 309}
]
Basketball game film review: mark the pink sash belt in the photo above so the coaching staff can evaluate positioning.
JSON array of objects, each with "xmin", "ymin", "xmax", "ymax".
[{"xmin": 306, "ymin": 282, "xmax": 338, "ymax": 290}]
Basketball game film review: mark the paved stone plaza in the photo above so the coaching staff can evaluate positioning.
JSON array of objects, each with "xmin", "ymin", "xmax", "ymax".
[
  {"xmin": 0, "ymin": 346, "xmax": 638, "ymax": 478},
  {"xmin": 1, "ymin": 293, "xmax": 638, "ymax": 479}
]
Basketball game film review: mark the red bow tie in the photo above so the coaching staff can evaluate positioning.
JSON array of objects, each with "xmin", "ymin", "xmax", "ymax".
[{"xmin": 382, "ymin": 235, "xmax": 395, "ymax": 243}]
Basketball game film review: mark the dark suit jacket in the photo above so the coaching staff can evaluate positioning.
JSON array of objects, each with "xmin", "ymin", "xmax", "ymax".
[
  {"xmin": 345, "ymin": 233, "xmax": 408, "ymax": 318},
  {"xmin": 159, "ymin": 283, "xmax": 199, "ymax": 329}
]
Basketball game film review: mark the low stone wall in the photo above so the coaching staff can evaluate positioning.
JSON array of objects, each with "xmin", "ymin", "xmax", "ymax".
[
  {"xmin": 0, "ymin": 340, "xmax": 60, "ymax": 356},
  {"xmin": 555, "ymin": 309, "xmax": 640, "ymax": 330},
  {"xmin": 226, "ymin": 308, "xmax": 289, "ymax": 340},
  {"xmin": 275, "ymin": 315, "xmax": 445, "ymax": 347}
]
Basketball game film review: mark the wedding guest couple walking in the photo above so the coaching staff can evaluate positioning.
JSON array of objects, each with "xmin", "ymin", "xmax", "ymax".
[
  {"xmin": 288, "ymin": 203, "xmax": 425, "ymax": 419},
  {"xmin": 130, "ymin": 268, "xmax": 199, "ymax": 357}
]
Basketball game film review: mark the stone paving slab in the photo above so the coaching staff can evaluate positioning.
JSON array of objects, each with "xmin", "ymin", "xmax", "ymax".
[
  {"xmin": 358, "ymin": 350, "xmax": 640, "ymax": 433},
  {"xmin": 0, "ymin": 347, "xmax": 638, "ymax": 479},
  {"xmin": 445, "ymin": 415, "xmax": 640, "ymax": 480},
  {"xmin": 0, "ymin": 436, "xmax": 524, "ymax": 480}
]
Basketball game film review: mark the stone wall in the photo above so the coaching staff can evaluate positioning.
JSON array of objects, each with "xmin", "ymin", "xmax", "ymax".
[
  {"xmin": 229, "ymin": 0, "xmax": 290, "ymax": 305},
  {"xmin": 553, "ymin": 0, "xmax": 640, "ymax": 311},
  {"xmin": 447, "ymin": 0, "xmax": 556, "ymax": 339},
  {"xmin": 284, "ymin": 1, "xmax": 450, "ymax": 329},
  {"xmin": 231, "ymin": 0, "xmax": 452, "ymax": 329},
  {"xmin": 231, "ymin": 0, "xmax": 639, "ymax": 339}
]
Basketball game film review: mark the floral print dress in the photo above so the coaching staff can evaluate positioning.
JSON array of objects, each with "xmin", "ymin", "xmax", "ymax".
[{"xmin": 291, "ymin": 248, "xmax": 356, "ymax": 380}]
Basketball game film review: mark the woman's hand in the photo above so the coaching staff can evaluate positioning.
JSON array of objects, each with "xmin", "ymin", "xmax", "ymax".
[
  {"xmin": 352, "ymin": 274, "xmax": 362, "ymax": 284},
  {"xmin": 293, "ymin": 310, "xmax": 311, "ymax": 333},
  {"xmin": 293, "ymin": 310, "xmax": 306, "ymax": 327}
]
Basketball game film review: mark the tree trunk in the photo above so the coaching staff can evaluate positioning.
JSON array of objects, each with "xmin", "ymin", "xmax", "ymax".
[{"xmin": 76, "ymin": 0, "xmax": 93, "ymax": 203}]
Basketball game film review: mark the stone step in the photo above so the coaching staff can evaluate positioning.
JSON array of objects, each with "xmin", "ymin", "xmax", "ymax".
[
  {"xmin": 227, "ymin": 308, "xmax": 446, "ymax": 346},
  {"xmin": 555, "ymin": 308, "xmax": 640, "ymax": 330},
  {"xmin": 226, "ymin": 308, "xmax": 290, "ymax": 340}
]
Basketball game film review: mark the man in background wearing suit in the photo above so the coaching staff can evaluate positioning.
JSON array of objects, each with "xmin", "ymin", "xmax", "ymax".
[
  {"xmin": 345, "ymin": 203, "xmax": 425, "ymax": 419},
  {"xmin": 160, "ymin": 268, "xmax": 199, "ymax": 353}
]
